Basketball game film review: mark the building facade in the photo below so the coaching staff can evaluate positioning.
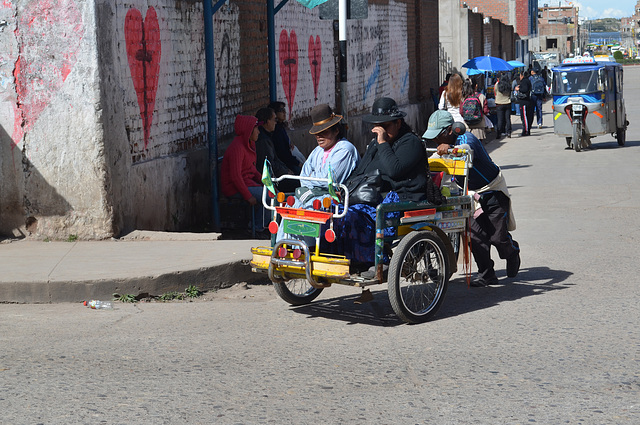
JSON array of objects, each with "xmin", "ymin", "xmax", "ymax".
[{"xmin": 537, "ymin": 5, "xmax": 579, "ymax": 57}]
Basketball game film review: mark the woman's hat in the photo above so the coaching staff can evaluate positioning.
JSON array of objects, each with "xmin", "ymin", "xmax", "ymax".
[
  {"xmin": 362, "ymin": 97, "xmax": 406, "ymax": 124},
  {"xmin": 309, "ymin": 104, "xmax": 343, "ymax": 134}
]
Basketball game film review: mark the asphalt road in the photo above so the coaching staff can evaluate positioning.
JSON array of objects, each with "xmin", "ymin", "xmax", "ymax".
[{"xmin": 2, "ymin": 67, "xmax": 640, "ymax": 424}]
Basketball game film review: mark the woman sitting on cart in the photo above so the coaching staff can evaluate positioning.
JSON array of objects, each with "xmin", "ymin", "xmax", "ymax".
[
  {"xmin": 340, "ymin": 97, "xmax": 429, "ymax": 269},
  {"xmin": 296, "ymin": 104, "xmax": 360, "ymax": 207},
  {"xmin": 276, "ymin": 105, "xmax": 359, "ymax": 243}
]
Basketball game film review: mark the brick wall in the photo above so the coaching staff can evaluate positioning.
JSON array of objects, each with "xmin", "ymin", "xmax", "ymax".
[
  {"xmin": 468, "ymin": 12, "xmax": 484, "ymax": 59},
  {"xmin": 461, "ymin": 0, "xmax": 509, "ymax": 26},
  {"xmin": 417, "ymin": 0, "xmax": 440, "ymax": 101},
  {"xmin": 515, "ymin": 0, "xmax": 529, "ymax": 35},
  {"xmin": 1, "ymin": 0, "xmax": 441, "ymax": 238}
]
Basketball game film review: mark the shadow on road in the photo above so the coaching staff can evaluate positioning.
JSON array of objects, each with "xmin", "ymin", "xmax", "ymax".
[
  {"xmin": 290, "ymin": 266, "xmax": 572, "ymax": 327},
  {"xmin": 437, "ymin": 266, "xmax": 573, "ymax": 320},
  {"xmin": 291, "ymin": 289, "xmax": 405, "ymax": 327}
]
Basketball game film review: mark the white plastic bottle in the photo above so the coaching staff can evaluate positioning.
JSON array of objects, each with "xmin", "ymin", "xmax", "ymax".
[{"xmin": 84, "ymin": 300, "xmax": 114, "ymax": 309}]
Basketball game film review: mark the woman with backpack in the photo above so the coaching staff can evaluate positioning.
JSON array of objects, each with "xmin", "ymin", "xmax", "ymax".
[
  {"xmin": 494, "ymin": 72, "xmax": 512, "ymax": 139},
  {"xmin": 460, "ymin": 78, "xmax": 490, "ymax": 142}
]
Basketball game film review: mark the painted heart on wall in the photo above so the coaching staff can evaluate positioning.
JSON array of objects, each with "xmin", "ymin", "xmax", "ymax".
[
  {"xmin": 308, "ymin": 35, "xmax": 321, "ymax": 102},
  {"xmin": 12, "ymin": 0, "xmax": 84, "ymax": 146},
  {"xmin": 279, "ymin": 29, "xmax": 298, "ymax": 119},
  {"xmin": 125, "ymin": 6, "xmax": 161, "ymax": 148}
]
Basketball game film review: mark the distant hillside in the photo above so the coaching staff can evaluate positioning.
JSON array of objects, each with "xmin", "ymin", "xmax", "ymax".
[{"xmin": 586, "ymin": 18, "xmax": 620, "ymax": 32}]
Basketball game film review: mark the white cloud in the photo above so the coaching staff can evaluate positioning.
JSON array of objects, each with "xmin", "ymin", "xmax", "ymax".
[
  {"xmin": 578, "ymin": 5, "xmax": 599, "ymax": 19},
  {"xmin": 602, "ymin": 8, "xmax": 625, "ymax": 18}
]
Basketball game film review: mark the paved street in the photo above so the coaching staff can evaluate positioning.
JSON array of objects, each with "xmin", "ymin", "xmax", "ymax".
[{"xmin": 2, "ymin": 67, "xmax": 640, "ymax": 424}]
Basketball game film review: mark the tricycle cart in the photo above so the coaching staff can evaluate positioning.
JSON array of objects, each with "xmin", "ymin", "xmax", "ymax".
[{"xmin": 251, "ymin": 147, "xmax": 473, "ymax": 324}]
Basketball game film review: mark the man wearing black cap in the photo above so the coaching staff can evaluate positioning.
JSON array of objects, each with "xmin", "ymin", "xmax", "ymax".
[
  {"xmin": 424, "ymin": 110, "xmax": 520, "ymax": 287},
  {"xmin": 341, "ymin": 97, "xmax": 428, "ymax": 266},
  {"xmin": 346, "ymin": 97, "xmax": 428, "ymax": 203}
]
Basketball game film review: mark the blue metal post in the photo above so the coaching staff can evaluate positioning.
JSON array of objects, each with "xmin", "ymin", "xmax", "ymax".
[
  {"xmin": 203, "ymin": 0, "xmax": 225, "ymax": 231},
  {"xmin": 268, "ymin": 0, "xmax": 277, "ymax": 102}
]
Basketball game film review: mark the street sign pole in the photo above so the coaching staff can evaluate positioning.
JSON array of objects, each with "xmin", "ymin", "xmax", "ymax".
[{"xmin": 339, "ymin": 0, "xmax": 348, "ymax": 124}]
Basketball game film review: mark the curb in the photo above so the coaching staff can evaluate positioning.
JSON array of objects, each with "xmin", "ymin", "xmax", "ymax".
[{"xmin": 0, "ymin": 260, "xmax": 268, "ymax": 304}]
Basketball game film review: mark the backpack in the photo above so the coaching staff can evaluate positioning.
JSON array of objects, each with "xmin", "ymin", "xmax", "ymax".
[
  {"xmin": 532, "ymin": 76, "xmax": 546, "ymax": 96},
  {"xmin": 459, "ymin": 96, "xmax": 483, "ymax": 124}
]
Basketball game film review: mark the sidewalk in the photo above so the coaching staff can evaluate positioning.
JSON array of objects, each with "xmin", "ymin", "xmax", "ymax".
[{"xmin": 0, "ymin": 231, "xmax": 268, "ymax": 303}]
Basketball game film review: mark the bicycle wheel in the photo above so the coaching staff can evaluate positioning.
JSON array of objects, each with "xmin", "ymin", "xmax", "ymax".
[
  {"xmin": 388, "ymin": 231, "xmax": 449, "ymax": 324},
  {"xmin": 273, "ymin": 279, "xmax": 323, "ymax": 305}
]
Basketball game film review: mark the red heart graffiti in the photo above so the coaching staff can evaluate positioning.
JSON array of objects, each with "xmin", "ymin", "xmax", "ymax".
[
  {"xmin": 125, "ymin": 7, "xmax": 161, "ymax": 148},
  {"xmin": 308, "ymin": 36, "xmax": 321, "ymax": 102},
  {"xmin": 12, "ymin": 0, "xmax": 84, "ymax": 146},
  {"xmin": 279, "ymin": 30, "xmax": 298, "ymax": 119}
]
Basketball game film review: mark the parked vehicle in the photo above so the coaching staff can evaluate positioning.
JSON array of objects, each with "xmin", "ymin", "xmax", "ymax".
[
  {"xmin": 551, "ymin": 57, "xmax": 627, "ymax": 152},
  {"xmin": 250, "ymin": 147, "xmax": 474, "ymax": 324}
]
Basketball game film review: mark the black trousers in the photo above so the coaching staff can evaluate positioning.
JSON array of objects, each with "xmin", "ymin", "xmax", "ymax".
[
  {"xmin": 495, "ymin": 104, "xmax": 512, "ymax": 136},
  {"xmin": 468, "ymin": 191, "xmax": 519, "ymax": 279},
  {"xmin": 518, "ymin": 101, "xmax": 534, "ymax": 134}
]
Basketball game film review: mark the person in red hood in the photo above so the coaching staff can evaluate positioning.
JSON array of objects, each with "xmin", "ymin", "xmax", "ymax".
[{"xmin": 221, "ymin": 115, "xmax": 266, "ymax": 231}]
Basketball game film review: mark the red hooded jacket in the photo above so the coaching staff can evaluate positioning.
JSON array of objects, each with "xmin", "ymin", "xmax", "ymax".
[{"xmin": 221, "ymin": 115, "xmax": 262, "ymax": 200}]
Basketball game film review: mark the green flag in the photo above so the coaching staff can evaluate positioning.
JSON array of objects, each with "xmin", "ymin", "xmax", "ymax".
[
  {"xmin": 327, "ymin": 165, "xmax": 339, "ymax": 202},
  {"xmin": 261, "ymin": 160, "xmax": 276, "ymax": 196}
]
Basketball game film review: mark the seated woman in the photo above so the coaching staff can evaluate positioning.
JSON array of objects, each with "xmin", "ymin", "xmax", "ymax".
[
  {"xmin": 255, "ymin": 107, "xmax": 299, "ymax": 193},
  {"xmin": 340, "ymin": 97, "xmax": 429, "ymax": 267},
  {"xmin": 276, "ymin": 104, "xmax": 359, "ymax": 243},
  {"xmin": 220, "ymin": 115, "xmax": 266, "ymax": 234},
  {"xmin": 268, "ymin": 100, "xmax": 304, "ymax": 174},
  {"xmin": 297, "ymin": 104, "xmax": 359, "ymax": 206}
]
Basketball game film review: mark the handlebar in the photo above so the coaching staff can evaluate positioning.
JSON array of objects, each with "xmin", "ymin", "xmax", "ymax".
[
  {"xmin": 261, "ymin": 174, "xmax": 349, "ymax": 218},
  {"xmin": 426, "ymin": 147, "xmax": 469, "ymax": 155}
]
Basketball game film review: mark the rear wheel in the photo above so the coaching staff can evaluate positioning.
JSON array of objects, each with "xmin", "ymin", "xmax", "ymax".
[
  {"xmin": 572, "ymin": 120, "xmax": 582, "ymax": 152},
  {"xmin": 273, "ymin": 279, "xmax": 323, "ymax": 305},
  {"xmin": 616, "ymin": 127, "xmax": 626, "ymax": 146},
  {"xmin": 388, "ymin": 231, "xmax": 449, "ymax": 324}
]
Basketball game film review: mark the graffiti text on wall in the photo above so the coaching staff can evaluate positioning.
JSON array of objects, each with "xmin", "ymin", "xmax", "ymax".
[
  {"xmin": 125, "ymin": 6, "xmax": 161, "ymax": 149},
  {"xmin": 13, "ymin": 0, "xmax": 84, "ymax": 146}
]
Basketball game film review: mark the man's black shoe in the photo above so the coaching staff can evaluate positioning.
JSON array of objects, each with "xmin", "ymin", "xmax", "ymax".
[
  {"xmin": 470, "ymin": 276, "xmax": 499, "ymax": 287},
  {"xmin": 507, "ymin": 252, "xmax": 521, "ymax": 278}
]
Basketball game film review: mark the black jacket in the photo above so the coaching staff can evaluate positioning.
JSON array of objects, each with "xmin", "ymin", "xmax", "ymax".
[
  {"xmin": 255, "ymin": 127, "xmax": 291, "ymax": 177},
  {"xmin": 272, "ymin": 123, "xmax": 301, "ymax": 173},
  {"xmin": 516, "ymin": 77, "xmax": 532, "ymax": 104},
  {"xmin": 347, "ymin": 124, "xmax": 428, "ymax": 202}
]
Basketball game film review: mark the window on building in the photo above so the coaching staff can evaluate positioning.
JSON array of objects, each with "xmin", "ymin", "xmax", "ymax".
[{"xmin": 547, "ymin": 38, "xmax": 558, "ymax": 49}]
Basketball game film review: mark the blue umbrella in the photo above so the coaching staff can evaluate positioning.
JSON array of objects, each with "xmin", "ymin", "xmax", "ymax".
[
  {"xmin": 466, "ymin": 68, "xmax": 484, "ymax": 76},
  {"xmin": 462, "ymin": 56, "xmax": 514, "ymax": 72},
  {"xmin": 507, "ymin": 60, "xmax": 526, "ymax": 68}
]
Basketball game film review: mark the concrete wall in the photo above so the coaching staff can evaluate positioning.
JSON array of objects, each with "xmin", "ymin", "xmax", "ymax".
[
  {"xmin": 440, "ymin": 0, "xmax": 470, "ymax": 71},
  {"xmin": 1, "ymin": 0, "xmax": 111, "ymax": 240}
]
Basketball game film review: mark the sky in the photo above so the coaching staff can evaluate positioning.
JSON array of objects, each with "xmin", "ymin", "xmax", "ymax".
[{"xmin": 539, "ymin": 0, "xmax": 637, "ymax": 20}]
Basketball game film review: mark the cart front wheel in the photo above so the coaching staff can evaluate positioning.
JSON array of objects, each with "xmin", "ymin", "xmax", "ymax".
[
  {"xmin": 273, "ymin": 279, "xmax": 323, "ymax": 305},
  {"xmin": 388, "ymin": 231, "xmax": 449, "ymax": 324}
]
